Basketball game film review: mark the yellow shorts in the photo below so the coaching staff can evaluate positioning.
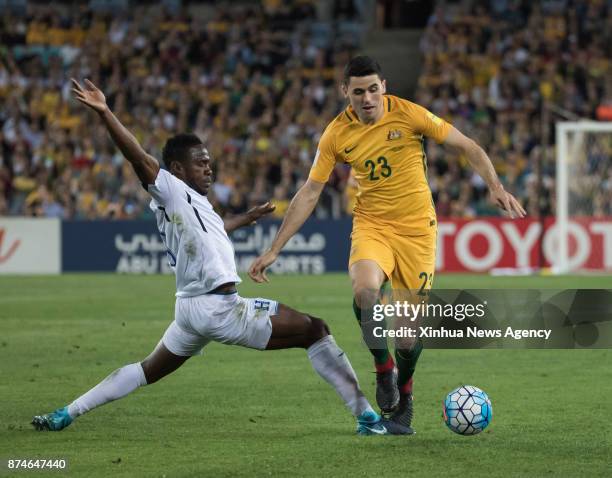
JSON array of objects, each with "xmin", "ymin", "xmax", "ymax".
[{"xmin": 349, "ymin": 225, "xmax": 436, "ymax": 293}]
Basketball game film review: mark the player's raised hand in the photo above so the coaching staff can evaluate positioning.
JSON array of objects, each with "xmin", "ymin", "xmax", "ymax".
[
  {"xmin": 71, "ymin": 78, "xmax": 108, "ymax": 113},
  {"xmin": 489, "ymin": 185, "xmax": 526, "ymax": 219},
  {"xmin": 246, "ymin": 201, "xmax": 276, "ymax": 225},
  {"xmin": 248, "ymin": 249, "xmax": 278, "ymax": 283}
]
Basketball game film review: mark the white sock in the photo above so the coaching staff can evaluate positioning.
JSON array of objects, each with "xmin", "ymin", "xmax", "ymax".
[
  {"xmin": 67, "ymin": 363, "xmax": 147, "ymax": 418},
  {"xmin": 307, "ymin": 335, "xmax": 374, "ymax": 417}
]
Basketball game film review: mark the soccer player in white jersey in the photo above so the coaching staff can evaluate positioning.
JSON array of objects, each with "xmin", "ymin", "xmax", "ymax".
[{"xmin": 31, "ymin": 79, "xmax": 397, "ymax": 435}]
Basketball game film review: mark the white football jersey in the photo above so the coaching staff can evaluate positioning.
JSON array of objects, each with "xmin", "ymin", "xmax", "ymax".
[{"xmin": 148, "ymin": 169, "xmax": 241, "ymax": 297}]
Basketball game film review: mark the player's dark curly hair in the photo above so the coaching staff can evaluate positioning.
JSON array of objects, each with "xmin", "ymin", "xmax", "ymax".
[
  {"xmin": 162, "ymin": 133, "xmax": 203, "ymax": 168},
  {"xmin": 343, "ymin": 56, "xmax": 384, "ymax": 85}
]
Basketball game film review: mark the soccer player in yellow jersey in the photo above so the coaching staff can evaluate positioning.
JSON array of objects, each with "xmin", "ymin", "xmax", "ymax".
[{"xmin": 249, "ymin": 56, "xmax": 525, "ymax": 434}]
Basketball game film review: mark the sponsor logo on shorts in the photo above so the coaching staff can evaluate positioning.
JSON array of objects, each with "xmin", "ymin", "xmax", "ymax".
[{"xmin": 254, "ymin": 300, "xmax": 271, "ymax": 311}]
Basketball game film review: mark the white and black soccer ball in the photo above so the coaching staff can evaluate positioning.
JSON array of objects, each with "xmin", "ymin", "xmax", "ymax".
[{"xmin": 443, "ymin": 385, "xmax": 492, "ymax": 435}]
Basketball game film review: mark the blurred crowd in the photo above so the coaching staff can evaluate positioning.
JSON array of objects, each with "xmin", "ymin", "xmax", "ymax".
[
  {"xmin": 0, "ymin": 0, "xmax": 610, "ymax": 221},
  {"xmin": 417, "ymin": 0, "xmax": 611, "ymax": 218},
  {"xmin": 0, "ymin": 0, "xmax": 360, "ymax": 219}
]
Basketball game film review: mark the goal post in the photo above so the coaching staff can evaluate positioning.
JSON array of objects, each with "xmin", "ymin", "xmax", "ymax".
[{"xmin": 555, "ymin": 121, "xmax": 612, "ymax": 274}]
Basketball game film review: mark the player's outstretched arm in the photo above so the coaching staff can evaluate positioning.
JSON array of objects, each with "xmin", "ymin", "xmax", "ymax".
[
  {"xmin": 443, "ymin": 126, "xmax": 526, "ymax": 218},
  {"xmin": 248, "ymin": 179, "xmax": 325, "ymax": 283},
  {"xmin": 223, "ymin": 201, "xmax": 276, "ymax": 233},
  {"xmin": 71, "ymin": 78, "xmax": 160, "ymax": 185}
]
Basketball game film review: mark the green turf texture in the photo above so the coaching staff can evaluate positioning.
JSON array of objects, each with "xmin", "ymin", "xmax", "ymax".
[{"xmin": 1, "ymin": 273, "xmax": 611, "ymax": 477}]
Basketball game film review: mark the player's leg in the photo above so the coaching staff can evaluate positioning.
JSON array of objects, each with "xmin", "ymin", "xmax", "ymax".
[
  {"xmin": 207, "ymin": 295, "xmax": 386, "ymax": 435},
  {"xmin": 266, "ymin": 303, "xmax": 390, "ymax": 435},
  {"xmin": 67, "ymin": 341, "xmax": 189, "ymax": 417},
  {"xmin": 32, "ymin": 320, "xmax": 203, "ymax": 431},
  {"xmin": 349, "ymin": 228, "xmax": 399, "ymax": 413},
  {"xmin": 389, "ymin": 229, "xmax": 436, "ymax": 432}
]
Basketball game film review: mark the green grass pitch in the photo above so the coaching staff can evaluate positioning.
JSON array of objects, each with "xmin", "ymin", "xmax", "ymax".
[{"xmin": 1, "ymin": 273, "xmax": 611, "ymax": 477}]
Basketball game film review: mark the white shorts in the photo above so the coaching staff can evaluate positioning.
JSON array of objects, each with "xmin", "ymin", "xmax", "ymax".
[{"xmin": 161, "ymin": 293, "xmax": 278, "ymax": 357}]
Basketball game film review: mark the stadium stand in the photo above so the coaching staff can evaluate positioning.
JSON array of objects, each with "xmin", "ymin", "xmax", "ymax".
[
  {"xmin": 0, "ymin": 1, "xmax": 357, "ymax": 219},
  {"xmin": 416, "ymin": 0, "xmax": 610, "ymax": 218},
  {"xmin": 0, "ymin": 0, "xmax": 609, "ymax": 220}
]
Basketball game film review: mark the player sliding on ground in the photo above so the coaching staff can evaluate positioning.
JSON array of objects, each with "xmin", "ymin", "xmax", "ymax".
[
  {"xmin": 249, "ymin": 56, "xmax": 526, "ymax": 434},
  {"xmin": 31, "ymin": 79, "xmax": 400, "ymax": 436}
]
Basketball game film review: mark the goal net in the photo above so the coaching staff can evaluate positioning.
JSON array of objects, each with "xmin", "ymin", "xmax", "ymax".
[{"xmin": 555, "ymin": 121, "xmax": 612, "ymax": 274}]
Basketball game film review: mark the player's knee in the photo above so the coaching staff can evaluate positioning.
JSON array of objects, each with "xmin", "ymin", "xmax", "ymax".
[
  {"xmin": 307, "ymin": 316, "xmax": 329, "ymax": 343},
  {"xmin": 353, "ymin": 286, "xmax": 378, "ymax": 310},
  {"xmin": 395, "ymin": 337, "xmax": 417, "ymax": 350},
  {"xmin": 140, "ymin": 359, "xmax": 159, "ymax": 384},
  {"xmin": 395, "ymin": 336, "xmax": 422, "ymax": 352}
]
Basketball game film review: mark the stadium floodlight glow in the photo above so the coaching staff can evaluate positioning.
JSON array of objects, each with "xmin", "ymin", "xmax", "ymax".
[{"xmin": 555, "ymin": 121, "xmax": 612, "ymax": 274}]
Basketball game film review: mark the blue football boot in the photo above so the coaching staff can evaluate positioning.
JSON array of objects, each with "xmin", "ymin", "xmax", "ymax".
[
  {"xmin": 356, "ymin": 410, "xmax": 387, "ymax": 435},
  {"xmin": 32, "ymin": 406, "xmax": 73, "ymax": 431}
]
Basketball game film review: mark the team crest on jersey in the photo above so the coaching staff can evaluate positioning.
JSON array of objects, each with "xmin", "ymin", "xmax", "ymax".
[
  {"xmin": 427, "ymin": 112, "xmax": 443, "ymax": 125},
  {"xmin": 387, "ymin": 129, "xmax": 402, "ymax": 141}
]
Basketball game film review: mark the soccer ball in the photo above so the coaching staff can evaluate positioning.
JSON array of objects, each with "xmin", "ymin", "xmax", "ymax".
[{"xmin": 443, "ymin": 385, "xmax": 492, "ymax": 435}]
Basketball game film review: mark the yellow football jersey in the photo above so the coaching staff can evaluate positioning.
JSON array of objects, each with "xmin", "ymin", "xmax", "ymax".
[{"xmin": 309, "ymin": 95, "xmax": 451, "ymax": 234}]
